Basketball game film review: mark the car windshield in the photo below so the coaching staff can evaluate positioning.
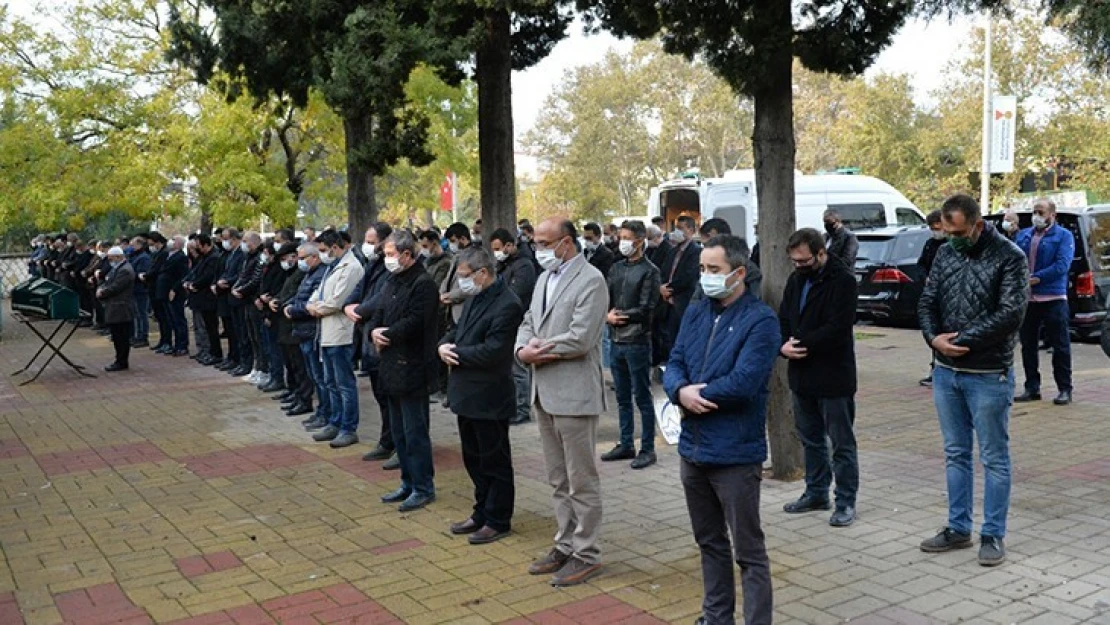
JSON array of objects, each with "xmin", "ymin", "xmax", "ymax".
[{"xmin": 855, "ymin": 237, "xmax": 894, "ymax": 266}]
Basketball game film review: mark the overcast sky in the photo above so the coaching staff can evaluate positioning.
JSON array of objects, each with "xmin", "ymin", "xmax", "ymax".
[{"xmin": 7, "ymin": 1, "xmax": 977, "ymax": 140}]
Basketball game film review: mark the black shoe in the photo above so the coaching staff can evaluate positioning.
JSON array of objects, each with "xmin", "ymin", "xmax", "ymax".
[
  {"xmin": 382, "ymin": 453, "xmax": 400, "ymax": 470},
  {"xmin": 131, "ymin": 340, "xmax": 149, "ymax": 348},
  {"xmin": 104, "ymin": 362, "xmax": 129, "ymax": 372},
  {"xmin": 783, "ymin": 494, "xmax": 831, "ymax": 514},
  {"xmin": 260, "ymin": 381, "xmax": 285, "ymax": 393},
  {"xmin": 216, "ymin": 360, "xmax": 237, "ymax": 371},
  {"xmin": 285, "ymin": 403, "xmax": 313, "ymax": 417},
  {"xmin": 830, "ymin": 506, "xmax": 856, "ymax": 527},
  {"xmin": 172, "ymin": 350, "xmax": 189, "ymax": 357},
  {"xmin": 230, "ymin": 366, "xmax": 251, "ymax": 377},
  {"xmin": 381, "ymin": 487, "xmax": 412, "ymax": 504},
  {"xmin": 312, "ymin": 425, "xmax": 339, "ymax": 442},
  {"xmin": 600, "ymin": 444, "xmax": 636, "ymax": 462},
  {"xmin": 1053, "ymin": 391, "xmax": 1072, "ymax": 406},
  {"xmin": 920, "ymin": 527, "xmax": 974, "ymax": 553},
  {"xmin": 630, "ymin": 450, "xmax": 656, "ymax": 470},
  {"xmin": 362, "ymin": 445, "xmax": 393, "ymax": 461},
  {"xmin": 1014, "ymin": 391, "xmax": 1041, "ymax": 402},
  {"xmin": 693, "ymin": 618, "xmax": 706, "ymax": 625},
  {"xmin": 273, "ymin": 391, "xmax": 294, "ymax": 402},
  {"xmin": 280, "ymin": 398, "xmax": 298, "ymax": 408},
  {"xmin": 979, "ymin": 535, "xmax": 1006, "ymax": 566},
  {"xmin": 919, "ymin": 376, "xmax": 933, "ymax": 387},
  {"xmin": 330, "ymin": 433, "xmax": 359, "ymax": 448},
  {"xmin": 153, "ymin": 344, "xmax": 171, "ymax": 353},
  {"xmin": 398, "ymin": 492, "xmax": 435, "ymax": 512},
  {"xmin": 509, "ymin": 415, "xmax": 532, "ymax": 425},
  {"xmin": 302, "ymin": 416, "xmax": 326, "ymax": 428}
]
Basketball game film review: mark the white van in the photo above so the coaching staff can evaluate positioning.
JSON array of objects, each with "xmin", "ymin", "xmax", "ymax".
[{"xmin": 647, "ymin": 170, "xmax": 926, "ymax": 243}]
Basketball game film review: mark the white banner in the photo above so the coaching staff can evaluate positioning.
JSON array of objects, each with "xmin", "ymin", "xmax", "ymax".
[{"xmin": 991, "ymin": 96, "xmax": 1017, "ymax": 173}]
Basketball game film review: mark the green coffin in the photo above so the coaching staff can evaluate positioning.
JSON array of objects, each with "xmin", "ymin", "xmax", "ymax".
[{"xmin": 10, "ymin": 278, "xmax": 81, "ymax": 320}]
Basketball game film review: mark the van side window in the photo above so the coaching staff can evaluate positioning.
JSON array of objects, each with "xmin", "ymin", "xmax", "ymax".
[
  {"xmin": 1088, "ymin": 214, "xmax": 1110, "ymax": 271},
  {"xmin": 896, "ymin": 208, "xmax": 925, "ymax": 226},
  {"xmin": 827, "ymin": 203, "xmax": 887, "ymax": 231}
]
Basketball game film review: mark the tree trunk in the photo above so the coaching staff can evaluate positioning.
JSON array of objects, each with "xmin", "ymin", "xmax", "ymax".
[
  {"xmin": 752, "ymin": 0, "xmax": 804, "ymax": 481},
  {"xmin": 199, "ymin": 207, "xmax": 212, "ymax": 236},
  {"xmin": 344, "ymin": 113, "xmax": 376, "ymax": 238},
  {"xmin": 476, "ymin": 9, "xmax": 517, "ymax": 235}
]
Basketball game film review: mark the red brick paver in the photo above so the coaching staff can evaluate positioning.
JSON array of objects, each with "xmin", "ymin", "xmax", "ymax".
[
  {"xmin": 179, "ymin": 444, "xmax": 320, "ymax": 478},
  {"xmin": 175, "ymin": 550, "xmax": 245, "ymax": 579},
  {"xmin": 0, "ymin": 592, "xmax": 24, "ymax": 625},
  {"xmin": 35, "ymin": 441, "xmax": 168, "ymax": 476},
  {"xmin": 0, "ymin": 438, "xmax": 29, "ymax": 460},
  {"xmin": 54, "ymin": 582, "xmax": 151, "ymax": 625}
]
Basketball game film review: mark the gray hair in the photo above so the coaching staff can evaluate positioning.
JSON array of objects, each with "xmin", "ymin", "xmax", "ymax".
[
  {"xmin": 646, "ymin": 224, "xmax": 662, "ymax": 239},
  {"xmin": 244, "ymin": 231, "xmax": 261, "ymax": 245},
  {"xmin": 705, "ymin": 235, "xmax": 751, "ymax": 271},
  {"xmin": 298, "ymin": 243, "xmax": 320, "ymax": 257},
  {"xmin": 457, "ymin": 246, "xmax": 495, "ymax": 275},
  {"xmin": 386, "ymin": 229, "xmax": 417, "ymax": 256}
]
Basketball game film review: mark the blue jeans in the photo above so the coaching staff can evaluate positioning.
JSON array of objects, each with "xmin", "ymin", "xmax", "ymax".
[
  {"xmin": 301, "ymin": 342, "xmax": 330, "ymax": 420},
  {"xmin": 611, "ymin": 342, "xmax": 655, "ymax": 452},
  {"xmin": 133, "ymin": 293, "xmax": 150, "ymax": 341},
  {"xmin": 1019, "ymin": 299, "xmax": 1072, "ymax": 394},
  {"xmin": 322, "ymin": 344, "xmax": 359, "ymax": 435},
  {"xmin": 388, "ymin": 394, "xmax": 435, "ymax": 497},
  {"xmin": 262, "ymin": 322, "xmax": 284, "ymax": 384},
  {"xmin": 933, "ymin": 366, "xmax": 1014, "ymax": 538},
  {"xmin": 792, "ymin": 394, "xmax": 858, "ymax": 508},
  {"xmin": 602, "ymin": 326, "xmax": 612, "ymax": 369}
]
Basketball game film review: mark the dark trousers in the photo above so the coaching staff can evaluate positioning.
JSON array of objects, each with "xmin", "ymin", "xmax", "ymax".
[
  {"xmin": 611, "ymin": 341, "xmax": 656, "ymax": 452},
  {"xmin": 133, "ymin": 293, "xmax": 150, "ymax": 341},
  {"xmin": 246, "ymin": 306, "xmax": 267, "ymax": 373},
  {"xmin": 153, "ymin": 299, "xmax": 171, "ymax": 346},
  {"xmin": 681, "ymin": 460, "xmax": 772, "ymax": 625},
  {"xmin": 201, "ymin": 310, "xmax": 223, "ymax": 359},
  {"xmin": 229, "ymin": 305, "xmax": 250, "ymax": 365},
  {"xmin": 282, "ymin": 343, "xmax": 313, "ymax": 405},
  {"xmin": 792, "ymin": 393, "xmax": 859, "ymax": 508},
  {"xmin": 1020, "ymin": 299, "xmax": 1072, "ymax": 394},
  {"xmin": 458, "ymin": 416, "xmax": 515, "ymax": 532},
  {"xmin": 220, "ymin": 314, "xmax": 237, "ymax": 362},
  {"xmin": 367, "ymin": 368, "xmax": 394, "ymax": 451},
  {"xmin": 387, "ymin": 393, "xmax": 434, "ymax": 497},
  {"xmin": 108, "ymin": 322, "xmax": 132, "ymax": 367},
  {"xmin": 168, "ymin": 298, "xmax": 188, "ymax": 351},
  {"xmin": 263, "ymin": 322, "xmax": 283, "ymax": 383}
]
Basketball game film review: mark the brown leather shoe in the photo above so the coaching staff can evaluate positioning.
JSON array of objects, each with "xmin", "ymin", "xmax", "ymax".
[
  {"xmin": 450, "ymin": 518, "xmax": 480, "ymax": 535},
  {"xmin": 550, "ymin": 556, "xmax": 602, "ymax": 587},
  {"xmin": 468, "ymin": 526, "xmax": 509, "ymax": 545},
  {"xmin": 528, "ymin": 548, "xmax": 571, "ymax": 575}
]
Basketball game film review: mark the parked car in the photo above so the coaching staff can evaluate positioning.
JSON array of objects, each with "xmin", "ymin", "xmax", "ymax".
[
  {"xmin": 854, "ymin": 225, "xmax": 932, "ymax": 327},
  {"xmin": 985, "ymin": 205, "xmax": 1110, "ymax": 342}
]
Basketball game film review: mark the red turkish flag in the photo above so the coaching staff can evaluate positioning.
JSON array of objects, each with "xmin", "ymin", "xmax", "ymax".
[{"xmin": 439, "ymin": 173, "xmax": 454, "ymax": 211}]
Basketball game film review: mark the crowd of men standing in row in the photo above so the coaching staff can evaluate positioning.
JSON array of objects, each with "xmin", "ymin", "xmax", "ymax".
[{"xmin": 24, "ymin": 192, "xmax": 1066, "ymax": 624}]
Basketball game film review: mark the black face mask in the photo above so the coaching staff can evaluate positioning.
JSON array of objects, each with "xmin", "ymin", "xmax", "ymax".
[
  {"xmin": 795, "ymin": 265, "xmax": 815, "ymax": 278},
  {"xmin": 824, "ymin": 222, "xmax": 838, "ymax": 236}
]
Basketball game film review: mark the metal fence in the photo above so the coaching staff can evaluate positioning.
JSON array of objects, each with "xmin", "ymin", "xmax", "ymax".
[{"xmin": 0, "ymin": 254, "xmax": 32, "ymax": 341}]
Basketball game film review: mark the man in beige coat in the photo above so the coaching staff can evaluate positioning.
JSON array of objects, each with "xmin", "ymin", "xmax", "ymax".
[{"xmin": 516, "ymin": 217, "xmax": 609, "ymax": 587}]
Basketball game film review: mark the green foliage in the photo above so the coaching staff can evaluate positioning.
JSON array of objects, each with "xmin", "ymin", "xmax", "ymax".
[{"xmin": 1044, "ymin": 0, "xmax": 1110, "ymax": 72}]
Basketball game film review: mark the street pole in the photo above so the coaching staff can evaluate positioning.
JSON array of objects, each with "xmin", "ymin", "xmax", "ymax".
[
  {"xmin": 980, "ymin": 14, "xmax": 993, "ymax": 212},
  {"xmin": 451, "ymin": 172, "xmax": 459, "ymax": 224}
]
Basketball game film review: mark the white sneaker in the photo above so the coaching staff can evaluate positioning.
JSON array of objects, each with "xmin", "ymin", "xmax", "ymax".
[
  {"xmin": 255, "ymin": 375, "xmax": 271, "ymax": 388},
  {"xmin": 243, "ymin": 369, "xmax": 259, "ymax": 383}
]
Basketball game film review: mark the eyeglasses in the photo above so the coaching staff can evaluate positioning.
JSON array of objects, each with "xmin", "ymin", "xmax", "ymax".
[{"xmin": 791, "ymin": 256, "xmax": 817, "ymax": 267}]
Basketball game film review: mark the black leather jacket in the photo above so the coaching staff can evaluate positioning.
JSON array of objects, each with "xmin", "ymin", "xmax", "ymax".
[
  {"xmin": 918, "ymin": 224, "xmax": 1029, "ymax": 372},
  {"xmin": 607, "ymin": 256, "xmax": 662, "ymax": 344}
]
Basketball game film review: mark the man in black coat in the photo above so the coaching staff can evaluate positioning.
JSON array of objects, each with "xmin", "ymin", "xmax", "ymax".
[
  {"xmin": 490, "ymin": 228, "xmax": 538, "ymax": 425},
  {"xmin": 145, "ymin": 233, "xmax": 172, "ymax": 353},
  {"xmin": 369, "ymin": 230, "xmax": 441, "ymax": 513},
  {"xmin": 438, "ymin": 247, "xmax": 524, "ymax": 544},
  {"xmin": 157, "ymin": 236, "xmax": 190, "ymax": 356},
  {"xmin": 659, "ymin": 215, "xmax": 702, "ymax": 360},
  {"xmin": 582, "ymin": 222, "xmax": 616, "ymax": 278},
  {"xmin": 184, "ymin": 235, "xmax": 223, "ymax": 365},
  {"xmin": 215, "ymin": 228, "xmax": 246, "ymax": 371},
  {"xmin": 779, "ymin": 228, "xmax": 860, "ymax": 528},
  {"xmin": 823, "ymin": 209, "xmax": 860, "ymax": 270},
  {"xmin": 96, "ymin": 246, "xmax": 137, "ymax": 372},
  {"xmin": 916, "ymin": 210, "xmax": 946, "ymax": 387}
]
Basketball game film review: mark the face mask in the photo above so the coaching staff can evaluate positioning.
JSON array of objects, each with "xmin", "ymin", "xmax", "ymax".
[
  {"xmin": 458, "ymin": 275, "xmax": 480, "ymax": 295},
  {"xmin": 618, "ymin": 240, "xmax": 635, "ymax": 257},
  {"xmin": 1001, "ymin": 220, "xmax": 1016, "ymax": 232},
  {"xmin": 669, "ymin": 230, "xmax": 686, "ymax": 244},
  {"xmin": 418, "ymin": 248, "xmax": 431, "ymax": 259},
  {"xmin": 97, "ymin": 251, "xmax": 107, "ymax": 259},
  {"xmin": 110, "ymin": 260, "xmax": 123, "ymax": 269},
  {"xmin": 932, "ymin": 230, "xmax": 947, "ymax": 240},
  {"xmin": 124, "ymin": 246, "xmax": 135, "ymax": 255},
  {"xmin": 824, "ymin": 222, "xmax": 838, "ymax": 235},
  {"xmin": 448, "ymin": 242, "xmax": 460, "ymax": 253},
  {"xmin": 584, "ymin": 240, "xmax": 599, "ymax": 251},
  {"xmin": 320, "ymin": 251, "xmax": 335, "ymax": 265},
  {"xmin": 260, "ymin": 253, "xmax": 270, "ymax": 264},
  {"xmin": 948, "ymin": 226, "xmax": 980, "ymax": 255},
  {"xmin": 239, "ymin": 241, "xmax": 249, "ymax": 253},
  {"xmin": 1032, "ymin": 215, "xmax": 1049, "ymax": 230},
  {"xmin": 493, "ymin": 250, "xmax": 508, "ymax": 263},
  {"xmin": 66, "ymin": 241, "xmax": 73, "ymax": 247},
  {"xmin": 297, "ymin": 259, "xmax": 310, "ymax": 272},
  {"xmin": 281, "ymin": 260, "xmax": 294, "ymax": 271},
  {"xmin": 222, "ymin": 240, "xmax": 232, "ymax": 251},
  {"xmin": 536, "ymin": 239, "xmax": 565, "ymax": 271},
  {"xmin": 700, "ymin": 269, "xmax": 739, "ymax": 299},
  {"xmin": 362, "ymin": 243, "xmax": 375, "ymax": 257},
  {"xmin": 384, "ymin": 256, "xmax": 402, "ymax": 274}
]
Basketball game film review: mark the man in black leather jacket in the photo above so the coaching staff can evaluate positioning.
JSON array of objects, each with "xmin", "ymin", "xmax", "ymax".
[
  {"xmin": 917, "ymin": 194, "xmax": 1028, "ymax": 568},
  {"xmin": 916, "ymin": 210, "xmax": 946, "ymax": 387},
  {"xmin": 600, "ymin": 220, "xmax": 662, "ymax": 469}
]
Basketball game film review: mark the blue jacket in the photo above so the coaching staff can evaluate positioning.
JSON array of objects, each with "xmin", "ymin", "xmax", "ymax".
[
  {"xmin": 663, "ymin": 291, "xmax": 781, "ymax": 466},
  {"xmin": 1016, "ymin": 224, "xmax": 1074, "ymax": 298},
  {"xmin": 129, "ymin": 250, "xmax": 152, "ymax": 296},
  {"xmin": 286, "ymin": 264, "xmax": 326, "ymax": 342}
]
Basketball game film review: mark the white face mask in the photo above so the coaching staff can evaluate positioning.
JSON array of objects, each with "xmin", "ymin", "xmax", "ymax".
[
  {"xmin": 700, "ymin": 269, "xmax": 740, "ymax": 299},
  {"xmin": 584, "ymin": 239, "xmax": 599, "ymax": 251},
  {"xmin": 458, "ymin": 275, "xmax": 480, "ymax": 295},
  {"xmin": 1032, "ymin": 215, "xmax": 1049, "ymax": 230},
  {"xmin": 1001, "ymin": 220, "xmax": 1016, "ymax": 232},
  {"xmin": 222, "ymin": 240, "xmax": 232, "ymax": 251},
  {"xmin": 669, "ymin": 230, "xmax": 686, "ymax": 244},
  {"xmin": 239, "ymin": 241, "xmax": 249, "ymax": 252},
  {"xmin": 418, "ymin": 248, "xmax": 431, "ymax": 259},
  {"xmin": 260, "ymin": 253, "xmax": 270, "ymax": 264},
  {"xmin": 932, "ymin": 230, "xmax": 947, "ymax": 240},
  {"xmin": 493, "ymin": 250, "xmax": 508, "ymax": 263},
  {"xmin": 448, "ymin": 242, "xmax": 459, "ymax": 253},
  {"xmin": 536, "ymin": 238, "xmax": 566, "ymax": 272},
  {"xmin": 281, "ymin": 260, "xmax": 294, "ymax": 271},
  {"xmin": 362, "ymin": 243, "xmax": 375, "ymax": 257},
  {"xmin": 384, "ymin": 256, "xmax": 402, "ymax": 273},
  {"xmin": 618, "ymin": 240, "xmax": 635, "ymax": 257},
  {"xmin": 319, "ymin": 251, "xmax": 335, "ymax": 265},
  {"xmin": 97, "ymin": 251, "xmax": 107, "ymax": 259}
]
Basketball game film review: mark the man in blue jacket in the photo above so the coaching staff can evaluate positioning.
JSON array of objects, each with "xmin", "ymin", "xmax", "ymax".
[
  {"xmin": 664, "ymin": 235, "xmax": 780, "ymax": 625},
  {"xmin": 1014, "ymin": 199, "xmax": 1075, "ymax": 406}
]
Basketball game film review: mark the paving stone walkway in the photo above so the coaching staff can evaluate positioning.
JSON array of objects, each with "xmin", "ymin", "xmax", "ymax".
[{"xmin": 1, "ymin": 322, "xmax": 1109, "ymax": 624}]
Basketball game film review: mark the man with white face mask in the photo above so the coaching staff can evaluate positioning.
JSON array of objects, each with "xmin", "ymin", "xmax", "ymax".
[
  {"xmin": 440, "ymin": 222, "xmax": 475, "ymax": 324},
  {"xmin": 490, "ymin": 228, "xmax": 537, "ymax": 425},
  {"xmin": 159, "ymin": 236, "xmax": 191, "ymax": 356},
  {"xmin": 97, "ymin": 247, "xmax": 138, "ymax": 372},
  {"xmin": 663, "ymin": 235, "xmax": 780, "ymax": 625},
  {"xmin": 660, "ymin": 215, "xmax": 702, "ymax": 362}
]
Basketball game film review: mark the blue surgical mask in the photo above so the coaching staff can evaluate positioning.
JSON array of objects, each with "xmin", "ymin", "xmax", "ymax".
[
  {"xmin": 699, "ymin": 269, "xmax": 740, "ymax": 299},
  {"xmin": 297, "ymin": 259, "xmax": 310, "ymax": 273}
]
